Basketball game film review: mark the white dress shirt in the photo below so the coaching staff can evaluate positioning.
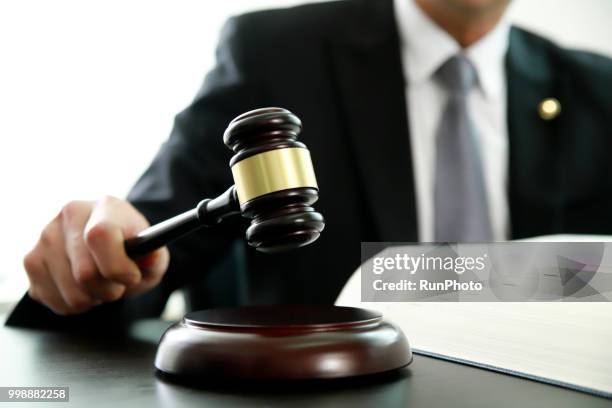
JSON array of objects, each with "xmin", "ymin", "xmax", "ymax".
[{"xmin": 393, "ymin": 0, "xmax": 511, "ymax": 241}]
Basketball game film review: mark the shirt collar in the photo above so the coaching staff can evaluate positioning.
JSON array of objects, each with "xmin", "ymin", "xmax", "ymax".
[{"xmin": 394, "ymin": 0, "xmax": 510, "ymax": 100}]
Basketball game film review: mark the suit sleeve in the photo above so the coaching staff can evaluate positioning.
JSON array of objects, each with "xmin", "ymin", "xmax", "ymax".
[{"xmin": 5, "ymin": 17, "xmax": 262, "ymax": 330}]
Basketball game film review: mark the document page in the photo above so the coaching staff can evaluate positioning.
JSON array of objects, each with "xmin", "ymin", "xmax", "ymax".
[{"xmin": 337, "ymin": 236, "xmax": 612, "ymax": 397}]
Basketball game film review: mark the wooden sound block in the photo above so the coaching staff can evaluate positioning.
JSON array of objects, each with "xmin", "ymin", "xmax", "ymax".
[{"xmin": 155, "ymin": 305, "xmax": 412, "ymax": 380}]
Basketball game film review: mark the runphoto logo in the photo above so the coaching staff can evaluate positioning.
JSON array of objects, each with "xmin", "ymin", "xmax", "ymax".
[{"xmin": 372, "ymin": 253, "xmax": 488, "ymax": 275}]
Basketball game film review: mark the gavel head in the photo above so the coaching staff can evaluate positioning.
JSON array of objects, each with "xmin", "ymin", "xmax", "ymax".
[{"xmin": 224, "ymin": 107, "xmax": 325, "ymax": 253}]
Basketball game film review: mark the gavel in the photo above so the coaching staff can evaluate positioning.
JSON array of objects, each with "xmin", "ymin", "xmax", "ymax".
[
  {"xmin": 124, "ymin": 107, "xmax": 325, "ymax": 257},
  {"xmin": 128, "ymin": 113, "xmax": 411, "ymax": 380}
]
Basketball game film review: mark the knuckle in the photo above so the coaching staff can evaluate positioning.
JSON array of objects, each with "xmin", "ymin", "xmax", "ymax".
[
  {"xmin": 38, "ymin": 228, "xmax": 54, "ymax": 248},
  {"xmin": 35, "ymin": 294, "xmax": 68, "ymax": 315},
  {"xmin": 84, "ymin": 221, "xmax": 112, "ymax": 245},
  {"xmin": 101, "ymin": 285, "xmax": 125, "ymax": 302},
  {"xmin": 60, "ymin": 201, "xmax": 86, "ymax": 223},
  {"xmin": 97, "ymin": 195, "xmax": 118, "ymax": 207},
  {"xmin": 64, "ymin": 292, "xmax": 91, "ymax": 310},
  {"xmin": 23, "ymin": 252, "xmax": 42, "ymax": 274},
  {"xmin": 60, "ymin": 201, "xmax": 76, "ymax": 220},
  {"xmin": 74, "ymin": 264, "xmax": 98, "ymax": 285}
]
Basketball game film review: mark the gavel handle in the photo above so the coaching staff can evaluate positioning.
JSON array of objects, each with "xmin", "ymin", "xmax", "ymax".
[{"xmin": 124, "ymin": 186, "xmax": 240, "ymax": 258}]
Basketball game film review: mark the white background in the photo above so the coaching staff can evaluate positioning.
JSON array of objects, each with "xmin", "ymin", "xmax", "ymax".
[{"xmin": 0, "ymin": 0, "xmax": 611, "ymax": 306}]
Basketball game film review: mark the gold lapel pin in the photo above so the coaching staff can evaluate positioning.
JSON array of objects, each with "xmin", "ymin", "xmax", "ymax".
[{"xmin": 538, "ymin": 97, "xmax": 561, "ymax": 120}]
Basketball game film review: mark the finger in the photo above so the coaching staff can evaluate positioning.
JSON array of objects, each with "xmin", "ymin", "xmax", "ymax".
[
  {"xmin": 124, "ymin": 247, "xmax": 170, "ymax": 297},
  {"xmin": 60, "ymin": 201, "xmax": 126, "ymax": 302},
  {"xmin": 84, "ymin": 196, "xmax": 153, "ymax": 287},
  {"xmin": 24, "ymin": 250, "xmax": 71, "ymax": 315},
  {"xmin": 43, "ymin": 257, "xmax": 96, "ymax": 314},
  {"xmin": 39, "ymin": 220, "xmax": 99, "ymax": 312},
  {"xmin": 69, "ymin": 246, "xmax": 127, "ymax": 303},
  {"xmin": 85, "ymin": 220, "xmax": 141, "ymax": 286}
]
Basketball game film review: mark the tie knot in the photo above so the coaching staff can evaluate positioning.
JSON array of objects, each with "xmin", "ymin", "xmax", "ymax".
[{"xmin": 436, "ymin": 55, "xmax": 476, "ymax": 94}]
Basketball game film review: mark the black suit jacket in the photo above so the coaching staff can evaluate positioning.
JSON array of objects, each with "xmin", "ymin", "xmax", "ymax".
[{"xmin": 7, "ymin": 0, "xmax": 612, "ymax": 330}]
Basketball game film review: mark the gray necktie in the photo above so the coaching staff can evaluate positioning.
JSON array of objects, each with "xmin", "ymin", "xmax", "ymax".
[{"xmin": 434, "ymin": 55, "xmax": 492, "ymax": 242}]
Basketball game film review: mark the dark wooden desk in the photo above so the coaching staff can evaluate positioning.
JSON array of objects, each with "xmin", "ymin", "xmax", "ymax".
[{"xmin": 0, "ymin": 320, "xmax": 609, "ymax": 408}]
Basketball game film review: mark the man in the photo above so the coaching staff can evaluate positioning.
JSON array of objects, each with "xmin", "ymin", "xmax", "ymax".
[{"xmin": 7, "ymin": 0, "xmax": 612, "ymax": 329}]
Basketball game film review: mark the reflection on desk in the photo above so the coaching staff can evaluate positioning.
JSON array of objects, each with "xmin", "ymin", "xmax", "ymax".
[{"xmin": 0, "ymin": 319, "xmax": 609, "ymax": 407}]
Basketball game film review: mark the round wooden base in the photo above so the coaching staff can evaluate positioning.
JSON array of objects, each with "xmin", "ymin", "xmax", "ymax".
[{"xmin": 154, "ymin": 305, "xmax": 412, "ymax": 380}]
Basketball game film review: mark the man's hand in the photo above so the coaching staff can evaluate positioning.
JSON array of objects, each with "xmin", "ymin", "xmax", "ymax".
[{"xmin": 23, "ymin": 196, "xmax": 170, "ymax": 315}]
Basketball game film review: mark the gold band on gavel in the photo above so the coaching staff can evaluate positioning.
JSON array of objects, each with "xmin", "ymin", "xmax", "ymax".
[{"xmin": 231, "ymin": 147, "xmax": 318, "ymax": 205}]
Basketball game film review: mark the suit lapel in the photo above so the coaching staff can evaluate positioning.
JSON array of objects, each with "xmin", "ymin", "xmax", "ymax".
[
  {"xmin": 329, "ymin": 0, "xmax": 418, "ymax": 241},
  {"xmin": 506, "ymin": 28, "xmax": 564, "ymax": 238}
]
